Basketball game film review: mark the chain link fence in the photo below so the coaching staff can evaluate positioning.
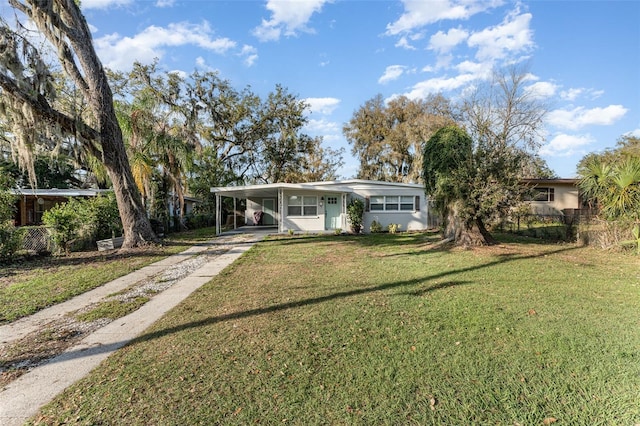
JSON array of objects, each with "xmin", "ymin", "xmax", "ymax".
[{"xmin": 19, "ymin": 226, "xmax": 55, "ymax": 254}]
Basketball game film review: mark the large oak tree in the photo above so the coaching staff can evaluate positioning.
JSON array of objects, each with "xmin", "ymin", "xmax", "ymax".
[
  {"xmin": 0, "ymin": 0, "xmax": 157, "ymax": 248},
  {"xmin": 423, "ymin": 66, "xmax": 548, "ymax": 246},
  {"xmin": 343, "ymin": 94, "xmax": 454, "ymax": 183}
]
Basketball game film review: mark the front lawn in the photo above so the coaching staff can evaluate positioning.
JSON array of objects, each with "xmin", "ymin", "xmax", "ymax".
[
  {"xmin": 0, "ymin": 227, "xmax": 217, "ymax": 324},
  {"xmin": 32, "ymin": 233, "xmax": 640, "ymax": 424}
]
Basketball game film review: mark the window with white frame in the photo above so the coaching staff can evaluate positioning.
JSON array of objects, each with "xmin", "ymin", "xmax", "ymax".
[
  {"xmin": 524, "ymin": 187, "xmax": 555, "ymax": 202},
  {"xmin": 287, "ymin": 195, "xmax": 318, "ymax": 216},
  {"xmin": 369, "ymin": 195, "xmax": 417, "ymax": 212}
]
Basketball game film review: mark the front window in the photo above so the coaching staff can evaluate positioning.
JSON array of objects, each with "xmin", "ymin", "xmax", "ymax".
[
  {"xmin": 370, "ymin": 195, "xmax": 416, "ymax": 212},
  {"xmin": 400, "ymin": 196, "xmax": 414, "ymax": 211},
  {"xmin": 385, "ymin": 196, "xmax": 399, "ymax": 211},
  {"xmin": 525, "ymin": 188, "xmax": 554, "ymax": 202},
  {"xmin": 287, "ymin": 195, "xmax": 318, "ymax": 216},
  {"xmin": 370, "ymin": 195, "xmax": 384, "ymax": 211}
]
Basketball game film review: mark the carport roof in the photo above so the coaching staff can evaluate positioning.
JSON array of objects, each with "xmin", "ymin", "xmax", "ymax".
[{"xmin": 211, "ymin": 182, "xmax": 355, "ymax": 199}]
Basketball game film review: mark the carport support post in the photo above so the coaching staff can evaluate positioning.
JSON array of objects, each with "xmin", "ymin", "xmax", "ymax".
[
  {"xmin": 233, "ymin": 197, "xmax": 237, "ymax": 229},
  {"xmin": 215, "ymin": 194, "xmax": 221, "ymax": 235},
  {"xmin": 278, "ymin": 187, "xmax": 284, "ymax": 233}
]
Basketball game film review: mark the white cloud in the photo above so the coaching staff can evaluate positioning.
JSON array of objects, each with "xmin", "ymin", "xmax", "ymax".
[
  {"xmin": 378, "ymin": 65, "xmax": 407, "ymax": 84},
  {"xmin": 560, "ymin": 88, "xmax": 584, "ymax": 102},
  {"xmin": 304, "ymin": 97, "xmax": 341, "ymax": 115},
  {"xmin": 428, "ymin": 27, "xmax": 469, "ymax": 53},
  {"xmin": 560, "ymin": 87, "xmax": 604, "ymax": 101},
  {"xmin": 524, "ymin": 81, "xmax": 558, "ymax": 99},
  {"xmin": 626, "ymin": 128, "xmax": 640, "ymax": 138},
  {"xmin": 395, "ymin": 36, "xmax": 417, "ymax": 50},
  {"xmin": 547, "ymin": 105, "xmax": 628, "ymax": 130},
  {"xmin": 239, "ymin": 45, "xmax": 258, "ymax": 67},
  {"xmin": 404, "ymin": 73, "xmax": 476, "ymax": 99},
  {"xmin": 386, "ymin": 0, "xmax": 504, "ymax": 35},
  {"xmin": 253, "ymin": 0, "xmax": 331, "ymax": 42},
  {"xmin": 94, "ymin": 21, "xmax": 236, "ymax": 71},
  {"xmin": 156, "ymin": 0, "xmax": 176, "ymax": 7},
  {"xmin": 194, "ymin": 57, "xmax": 221, "ymax": 73},
  {"xmin": 539, "ymin": 133, "xmax": 595, "ymax": 156},
  {"xmin": 168, "ymin": 69, "xmax": 188, "ymax": 79},
  {"xmin": 82, "ymin": 0, "xmax": 133, "ymax": 9},
  {"xmin": 467, "ymin": 11, "xmax": 534, "ymax": 62},
  {"xmin": 454, "ymin": 60, "xmax": 489, "ymax": 75},
  {"xmin": 305, "ymin": 118, "xmax": 340, "ymax": 135}
]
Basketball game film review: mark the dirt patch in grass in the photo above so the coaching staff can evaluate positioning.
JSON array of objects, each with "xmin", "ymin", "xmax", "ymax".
[
  {"xmin": 0, "ymin": 317, "xmax": 109, "ymax": 387},
  {"xmin": 0, "ymin": 246, "xmax": 175, "ymax": 291},
  {"xmin": 0, "ymin": 245, "xmax": 228, "ymax": 388}
]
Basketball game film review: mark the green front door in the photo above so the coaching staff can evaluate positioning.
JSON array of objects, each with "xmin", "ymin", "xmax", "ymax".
[{"xmin": 324, "ymin": 194, "xmax": 341, "ymax": 230}]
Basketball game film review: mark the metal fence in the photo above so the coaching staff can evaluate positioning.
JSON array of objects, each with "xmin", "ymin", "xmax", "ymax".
[{"xmin": 20, "ymin": 226, "xmax": 54, "ymax": 254}]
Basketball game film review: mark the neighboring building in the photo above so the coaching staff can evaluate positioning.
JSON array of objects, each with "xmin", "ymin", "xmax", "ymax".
[
  {"xmin": 521, "ymin": 178, "xmax": 582, "ymax": 215},
  {"xmin": 211, "ymin": 179, "xmax": 430, "ymax": 234},
  {"xmin": 10, "ymin": 188, "xmax": 112, "ymax": 226},
  {"xmin": 167, "ymin": 194, "xmax": 201, "ymax": 217}
]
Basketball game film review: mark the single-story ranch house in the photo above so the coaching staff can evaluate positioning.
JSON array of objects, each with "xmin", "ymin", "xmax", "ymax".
[
  {"xmin": 212, "ymin": 178, "xmax": 587, "ymax": 235},
  {"xmin": 211, "ymin": 179, "xmax": 434, "ymax": 234},
  {"xmin": 10, "ymin": 188, "xmax": 112, "ymax": 227},
  {"xmin": 10, "ymin": 188, "xmax": 201, "ymax": 227}
]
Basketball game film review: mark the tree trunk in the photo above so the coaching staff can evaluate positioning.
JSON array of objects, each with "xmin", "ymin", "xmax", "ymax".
[
  {"xmin": 98, "ymin": 81, "xmax": 158, "ymax": 248},
  {"xmin": 443, "ymin": 202, "xmax": 496, "ymax": 247},
  {"xmin": 3, "ymin": 0, "xmax": 159, "ymax": 249},
  {"xmin": 102, "ymin": 135, "xmax": 158, "ymax": 248}
]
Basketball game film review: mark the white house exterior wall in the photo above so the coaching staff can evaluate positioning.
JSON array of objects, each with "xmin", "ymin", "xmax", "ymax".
[
  {"xmin": 281, "ymin": 190, "xmax": 329, "ymax": 232},
  {"xmin": 213, "ymin": 180, "xmax": 430, "ymax": 234},
  {"xmin": 348, "ymin": 183, "xmax": 428, "ymax": 233}
]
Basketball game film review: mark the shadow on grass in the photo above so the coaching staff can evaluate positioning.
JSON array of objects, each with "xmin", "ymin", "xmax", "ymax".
[
  {"xmin": 0, "ymin": 231, "xmax": 247, "ymax": 278},
  {"xmin": 34, "ymin": 243, "xmax": 579, "ymax": 366},
  {"xmin": 0, "ymin": 248, "xmax": 177, "ymax": 280},
  {"xmin": 130, "ymin": 244, "xmax": 578, "ymax": 345}
]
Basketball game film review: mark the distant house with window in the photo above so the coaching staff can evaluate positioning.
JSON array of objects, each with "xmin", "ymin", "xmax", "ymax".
[
  {"xmin": 521, "ymin": 178, "xmax": 582, "ymax": 216},
  {"xmin": 211, "ymin": 179, "xmax": 432, "ymax": 234},
  {"xmin": 10, "ymin": 188, "xmax": 112, "ymax": 227}
]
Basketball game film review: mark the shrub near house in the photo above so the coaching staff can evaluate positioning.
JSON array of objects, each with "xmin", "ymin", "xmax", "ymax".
[
  {"xmin": 0, "ymin": 179, "xmax": 20, "ymax": 261},
  {"xmin": 43, "ymin": 194, "xmax": 122, "ymax": 254}
]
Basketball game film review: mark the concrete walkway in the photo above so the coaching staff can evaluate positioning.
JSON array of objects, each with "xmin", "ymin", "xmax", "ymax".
[{"xmin": 0, "ymin": 229, "xmax": 269, "ymax": 426}]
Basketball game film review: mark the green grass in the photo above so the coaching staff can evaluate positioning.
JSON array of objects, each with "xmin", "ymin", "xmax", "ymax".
[
  {"xmin": 31, "ymin": 233, "xmax": 640, "ymax": 424},
  {"xmin": 75, "ymin": 297, "xmax": 150, "ymax": 322},
  {"xmin": 0, "ymin": 227, "xmax": 217, "ymax": 323}
]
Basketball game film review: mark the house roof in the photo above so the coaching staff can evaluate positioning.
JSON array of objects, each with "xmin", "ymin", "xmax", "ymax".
[
  {"xmin": 211, "ymin": 179, "xmax": 424, "ymax": 199},
  {"xmin": 10, "ymin": 188, "xmax": 112, "ymax": 197},
  {"xmin": 520, "ymin": 178, "xmax": 578, "ymax": 185}
]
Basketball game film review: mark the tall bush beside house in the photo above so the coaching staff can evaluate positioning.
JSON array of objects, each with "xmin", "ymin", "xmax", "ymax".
[
  {"xmin": 42, "ymin": 194, "xmax": 123, "ymax": 254},
  {"xmin": 0, "ymin": 222, "xmax": 22, "ymax": 261},
  {"xmin": 347, "ymin": 198, "xmax": 364, "ymax": 234},
  {"xmin": 0, "ymin": 179, "xmax": 21, "ymax": 261},
  {"xmin": 42, "ymin": 201, "xmax": 83, "ymax": 254},
  {"xmin": 87, "ymin": 193, "xmax": 123, "ymax": 240}
]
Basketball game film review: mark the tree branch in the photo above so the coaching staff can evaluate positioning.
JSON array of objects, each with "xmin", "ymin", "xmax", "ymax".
[{"xmin": 0, "ymin": 72, "xmax": 101, "ymax": 156}]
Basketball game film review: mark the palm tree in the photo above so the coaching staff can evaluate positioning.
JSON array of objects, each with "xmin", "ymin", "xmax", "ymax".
[
  {"xmin": 576, "ymin": 154, "xmax": 612, "ymax": 211},
  {"xmin": 117, "ymin": 97, "xmax": 195, "ymax": 228},
  {"xmin": 605, "ymin": 159, "xmax": 640, "ymax": 220},
  {"xmin": 578, "ymin": 154, "xmax": 640, "ymax": 220}
]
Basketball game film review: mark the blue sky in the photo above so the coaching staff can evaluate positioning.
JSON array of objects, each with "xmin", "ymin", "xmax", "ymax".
[{"xmin": 6, "ymin": 0, "xmax": 640, "ymax": 179}]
